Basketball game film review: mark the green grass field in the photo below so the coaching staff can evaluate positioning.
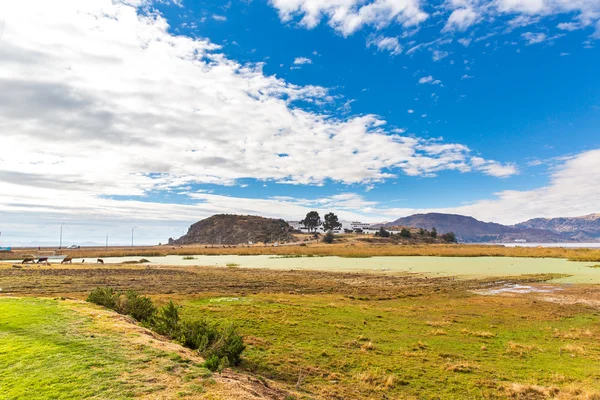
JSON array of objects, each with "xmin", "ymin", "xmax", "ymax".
[
  {"xmin": 2, "ymin": 264, "xmax": 600, "ymax": 399},
  {"xmin": 0, "ymin": 298, "xmax": 221, "ymax": 400},
  {"xmin": 179, "ymin": 292, "xmax": 600, "ymax": 399}
]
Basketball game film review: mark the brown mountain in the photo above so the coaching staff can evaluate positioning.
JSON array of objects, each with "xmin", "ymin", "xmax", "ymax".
[
  {"xmin": 168, "ymin": 214, "xmax": 297, "ymax": 245},
  {"xmin": 384, "ymin": 213, "xmax": 569, "ymax": 243},
  {"xmin": 514, "ymin": 214, "xmax": 600, "ymax": 241}
]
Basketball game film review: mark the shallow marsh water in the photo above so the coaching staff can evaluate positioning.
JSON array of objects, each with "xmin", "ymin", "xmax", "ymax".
[{"xmin": 5, "ymin": 255, "xmax": 596, "ymax": 284}]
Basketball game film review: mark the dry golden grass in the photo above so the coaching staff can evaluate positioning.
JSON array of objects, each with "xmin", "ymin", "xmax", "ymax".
[
  {"xmin": 461, "ymin": 328, "xmax": 496, "ymax": 338},
  {"xmin": 4, "ymin": 239, "xmax": 600, "ymax": 261},
  {"xmin": 445, "ymin": 362, "xmax": 478, "ymax": 373},
  {"xmin": 553, "ymin": 328, "xmax": 595, "ymax": 340},
  {"xmin": 426, "ymin": 319, "xmax": 452, "ymax": 327},
  {"xmin": 504, "ymin": 383, "xmax": 600, "ymax": 400},
  {"xmin": 430, "ymin": 329, "xmax": 448, "ymax": 335},
  {"xmin": 506, "ymin": 341, "xmax": 543, "ymax": 356},
  {"xmin": 561, "ymin": 344, "xmax": 586, "ymax": 355}
]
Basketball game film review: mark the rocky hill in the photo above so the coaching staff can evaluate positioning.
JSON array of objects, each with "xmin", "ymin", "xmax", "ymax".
[
  {"xmin": 385, "ymin": 213, "xmax": 569, "ymax": 243},
  {"xmin": 169, "ymin": 215, "xmax": 297, "ymax": 245},
  {"xmin": 515, "ymin": 214, "xmax": 600, "ymax": 241}
]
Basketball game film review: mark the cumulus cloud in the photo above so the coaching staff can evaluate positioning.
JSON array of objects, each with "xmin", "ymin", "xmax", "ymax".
[
  {"xmin": 521, "ymin": 31, "xmax": 547, "ymax": 44},
  {"xmin": 419, "ymin": 75, "xmax": 442, "ymax": 84},
  {"xmin": 268, "ymin": 0, "xmax": 600, "ymax": 54},
  {"xmin": 367, "ymin": 35, "xmax": 403, "ymax": 55},
  {"xmin": 443, "ymin": 7, "xmax": 479, "ymax": 32},
  {"xmin": 268, "ymin": 0, "xmax": 429, "ymax": 36},
  {"xmin": 0, "ymin": 0, "xmax": 515, "ymax": 207},
  {"xmin": 293, "ymin": 57, "xmax": 313, "ymax": 64},
  {"xmin": 1, "ymin": 150, "xmax": 594, "ymax": 244}
]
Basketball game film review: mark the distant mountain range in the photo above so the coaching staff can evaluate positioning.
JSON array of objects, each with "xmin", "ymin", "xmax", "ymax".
[
  {"xmin": 515, "ymin": 214, "xmax": 600, "ymax": 242},
  {"xmin": 384, "ymin": 213, "xmax": 600, "ymax": 243}
]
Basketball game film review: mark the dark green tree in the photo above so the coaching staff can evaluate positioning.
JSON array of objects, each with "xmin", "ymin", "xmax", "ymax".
[
  {"xmin": 376, "ymin": 227, "xmax": 391, "ymax": 238},
  {"xmin": 431, "ymin": 227, "xmax": 437, "ymax": 238},
  {"xmin": 441, "ymin": 232, "xmax": 457, "ymax": 243},
  {"xmin": 400, "ymin": 228, "xmax": 411, "ymax": 238},
  {"xmin": 418, "ymin": 228, "xmax": 426, "ymax": 235},
  {"xmin": 323, "ymin": 212, "xmax": 342, "ymax": 231},
  {"xmin": 301, "ymin": 211, "xmax": 321, "ymax": 232}
]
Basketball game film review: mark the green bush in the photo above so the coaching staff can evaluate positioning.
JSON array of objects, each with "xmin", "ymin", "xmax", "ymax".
[
  {"xmin": 179, "ymin": 320, "xmax": 219, "ymax": 351},
  {"xmin": 153, "ymin": 301, "xmax": 180, "ymax": 338},
  {"xmin": 210, "ymin": 325, "xmax": 245, "ymax": 367},
  {"xmin": 87, "ymin": 287, "xmax": 120, "ymax": 310},
  {"xmin": 203, "ymin": 354, "xmax": 220, "ymax": 372},
  {"xmin": 400, "ymin": 228, "xmax": 411, "ymax": 238},
  {"xmin": 121, "ymin": 290, "xmax": 156, "ymax": 322},
  {"xmin": 180, "ymin": 321, "xmax": 245, "ymax": 371},
  {"xmin": 86, "ymin": 288, "xmax": 245, "ymax": 372}
]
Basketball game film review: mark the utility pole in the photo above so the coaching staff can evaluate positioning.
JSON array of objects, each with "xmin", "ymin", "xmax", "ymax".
[
  {"xmin": 131, "ymin": 227, "xmax": 137, "ymax": 247},
  {"xmin": 59, "ymin": 223, "xmax": 65, "ymax": 250}
]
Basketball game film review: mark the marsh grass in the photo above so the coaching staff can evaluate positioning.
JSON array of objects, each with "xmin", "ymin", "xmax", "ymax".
[
  {"xmin": 5, "ymin": 242, "xmax": 600, "ymax": 261},
  {"xmin": 177, "ymin": 292, "xmax": 600, "ymax": 399}
]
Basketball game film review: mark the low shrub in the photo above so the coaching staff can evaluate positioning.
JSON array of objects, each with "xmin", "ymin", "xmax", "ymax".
[
  {"xmin": 121, "ymin": 290, "xmax": 156, "ymax": 322},
  {"xmin": 322, "ymin": 231, "xmax": 334, "ymax": 244},
  {"xmin": 87, "ymin": 287, "xmax": 120, "ymax": 310},
  {"xmin": 86, "ymin": 287, "xmax": 246, "ymax": 372},
  {"xmin": 179, "ymin": 319, "xmax": 219, "ymax": 351},
  {"xmin": 153, "ymin": 301, "xmax": 181, "ymax": 338},
  {"xmin": 180, "ymin": 320, "xmax": 245, "ymax": 371}
]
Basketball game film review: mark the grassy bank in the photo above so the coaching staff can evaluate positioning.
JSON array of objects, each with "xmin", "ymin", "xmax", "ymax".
[
  {"xmin": 4, "ymin": 242, "xmax": 600, "ymax": 261},
  {"xmin": 0, "ymin": 297, "xmax": 294, "ymax": 399}
]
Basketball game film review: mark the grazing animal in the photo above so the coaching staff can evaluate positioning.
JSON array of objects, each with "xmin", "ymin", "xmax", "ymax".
[
  {"xmin": 36, "ymin": 257, "xmax": 49, "ymax": 264},
  {"xmin": 61, "ymin": 257, "xmax": 73, "ymax": 264},
  {"xmin": 82, "ymin": 259, "xmax": 85, "ymax": 264},
  {"xmin": 22, "ymin": 257, "xmax": 35, "ymax": 264},
  {"xmin": 97, "ymin": 259, "xmax": 104, "ymax": 264}
]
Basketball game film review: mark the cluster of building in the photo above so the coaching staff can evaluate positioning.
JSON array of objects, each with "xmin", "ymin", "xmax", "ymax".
[{"xmin": 286, "ymin": 220, "xmax": 397, "ymax": 235}]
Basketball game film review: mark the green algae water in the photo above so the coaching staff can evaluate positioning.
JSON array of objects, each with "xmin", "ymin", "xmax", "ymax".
[{"xmin": 9, "ymin": 255, "xmax": 595, "ymax": 284}]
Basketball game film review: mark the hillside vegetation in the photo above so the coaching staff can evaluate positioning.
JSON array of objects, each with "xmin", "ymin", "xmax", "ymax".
[{"xmin": 169, "ymin": 214, "xmax": 296, "ymax": 245}]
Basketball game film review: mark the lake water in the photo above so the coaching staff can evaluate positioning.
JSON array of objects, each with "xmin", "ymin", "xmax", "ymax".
[
  {"xmin": 499, "ymin": 243, "xmax": 600, "ymax": 248},
  {"xmin": 5, "ymin": 255, "xmax": 595, "ymax": 284}
]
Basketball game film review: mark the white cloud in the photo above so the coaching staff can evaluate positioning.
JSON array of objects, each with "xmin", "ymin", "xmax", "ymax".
[
  {"xmin": 521, "ymin": 31, "xmax": 547, "ymax": 44},
  {"xmin": 0, "ymin": 0, "xmax": 515, "ymax": 196},
  {"xmin": 5, "ymin": 149, "xmax": 594, "ymax": 244},
  {"xmin": 269, "ymin": 0, "xmax": 428, "ymax": 36},
  {"xmin": 212, "ymin": 15, "xmax": 227, "ymax": 21},
  {"xmin": 408, "ymin": 109, "xmax": 415, "ymax": 113},
  {"xmin": 293, "ymin": 56, "xmax": 313, "ymax": 64},
  {"xmin": 367, "ymin": 35, "xmax": 403, "ymax": 55},
  {"xmin": 458, "ymin": 38, "xmax": 473, "ymax": 46},
  {"xmin": 268, "ymin": 0, "xmax": 600, "ymax": 51},
  {"xmin": 0, "ymin": 0, "xmax": 529, "ymax": 244},
  {"xmin": 419, "ymin": 75, "xmax": 442, "ymax": 84},
  {"xmin": 432, "ymin": 50, "xmax": 450, "ymax": 61},
  {"xmin": 443, "ymin": 7, "xmax": 479, "ymax": 32}
]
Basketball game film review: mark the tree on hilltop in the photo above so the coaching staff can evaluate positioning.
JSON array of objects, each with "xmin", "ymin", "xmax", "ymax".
[
  {"xmin": 301, "ymin": 211, "xmax": 321, "ymax": 233},
  {"xmin": 323, "ymin": 212, "xmax": 342, "ymax": 231}
]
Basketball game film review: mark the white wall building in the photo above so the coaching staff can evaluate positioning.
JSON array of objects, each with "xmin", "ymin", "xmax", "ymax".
[{"xmin": 286, "ymin": 220, "xmax": 378, "ymax": 234}]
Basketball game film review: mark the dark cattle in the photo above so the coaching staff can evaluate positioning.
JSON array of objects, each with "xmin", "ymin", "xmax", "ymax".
[
  {"xmin": 97, "ymin": 259, "xmax": 104, "ymax": 264},
  {"xmin": 36, "ymin": 257, "xmax": 49, "ymax": 264}
]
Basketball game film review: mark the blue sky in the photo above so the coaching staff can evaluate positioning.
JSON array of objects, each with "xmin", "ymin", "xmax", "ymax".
[{"xmin": 0, "ymin": 0, "xmax": 599, "ymax": 245}]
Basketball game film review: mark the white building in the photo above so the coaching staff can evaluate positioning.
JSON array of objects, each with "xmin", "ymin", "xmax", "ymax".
[{"xmin": 286, "ymin": 220, "xmax": 377, "ymax": 234}]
